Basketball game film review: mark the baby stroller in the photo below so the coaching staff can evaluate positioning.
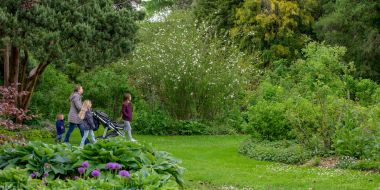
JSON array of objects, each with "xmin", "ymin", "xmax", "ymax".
[{"xmin": 93, "ymin": 110, "xmax": 125, "ymax": 139}]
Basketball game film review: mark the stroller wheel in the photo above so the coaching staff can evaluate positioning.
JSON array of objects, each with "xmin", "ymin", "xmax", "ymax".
[{"xmin": 105, "ymin": 131, "xmax": 119, "ymax": 139}]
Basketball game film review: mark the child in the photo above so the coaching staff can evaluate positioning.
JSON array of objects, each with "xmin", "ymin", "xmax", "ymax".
[
  {"xmin": 122, "ymin": 93, "xmax": 136, "ymax": 142},
  {"xmin": 55, "ymin": 114, "xmax": 65, "ymax": 143},
  {"xmin": 79, "ymin": 100, "xmax": 97, "ymax": 147}
]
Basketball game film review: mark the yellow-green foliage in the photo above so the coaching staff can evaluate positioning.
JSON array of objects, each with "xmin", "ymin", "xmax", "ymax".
[{"xmin": 231, "ymin": 0, "xmax": 317, "ymax": 62}]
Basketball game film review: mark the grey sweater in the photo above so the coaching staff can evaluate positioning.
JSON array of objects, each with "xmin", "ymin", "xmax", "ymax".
[{"xmin": 68, "ymin": 92, "xmax": 82, "ymax": 124}]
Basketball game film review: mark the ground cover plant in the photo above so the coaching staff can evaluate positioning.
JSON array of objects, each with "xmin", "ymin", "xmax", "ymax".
[{"xmin": 0, "ymin": 138, "xmax": 183, "ymax": 189}]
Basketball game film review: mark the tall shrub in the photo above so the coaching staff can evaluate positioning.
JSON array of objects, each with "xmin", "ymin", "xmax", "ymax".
[{"xmin": 126, "ymin": 11, "xmax": 248, "ymax": 120}]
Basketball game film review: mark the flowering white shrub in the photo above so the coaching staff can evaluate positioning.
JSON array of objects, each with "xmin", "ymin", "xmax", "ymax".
[{"xmin": 124, "ymin": 11, "xmax": 250, "ymax": 120}]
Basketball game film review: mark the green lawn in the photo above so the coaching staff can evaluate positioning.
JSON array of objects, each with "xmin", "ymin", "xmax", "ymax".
[{"xmin": 54, "ymin": 130, "xmax": 380, "ymax": 190}]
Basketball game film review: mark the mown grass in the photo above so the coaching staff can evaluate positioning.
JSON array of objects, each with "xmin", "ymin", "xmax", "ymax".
[{"xmin": 51, "ymin": 130, "xmax": 380, "ymax": 190}]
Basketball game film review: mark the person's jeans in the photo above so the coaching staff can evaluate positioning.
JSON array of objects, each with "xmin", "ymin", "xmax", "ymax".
[
  {"xmin": 123, "ymin": 121, "xmax": 133, "ymax": 140},
  {"xmin": 80, "ymin": 130, "xmax": 96, "ymax": 147},
  {"xmin": 64, "ymin": 123, "xmax": 89, "ymax": 144}
]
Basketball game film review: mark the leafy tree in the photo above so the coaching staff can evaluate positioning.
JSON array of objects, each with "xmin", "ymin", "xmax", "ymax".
[
  {"xmin": 314, "ymin": 0, "xmax": 380, "ymax": 80},
  {"xmin": 231, "ymin": 0, "xmax": 318, "ymax": 63},
  {"xmin": 0, "ymin": 0, "xmax": 138, "ymax": 122}
]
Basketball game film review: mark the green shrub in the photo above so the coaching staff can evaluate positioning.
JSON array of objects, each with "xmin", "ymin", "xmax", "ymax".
[
  {"xmin": 348, "ymin": 79, "xmax": 380, "ymax": 106},
  {"xmin": 173, "ymin": 120, "xmax": 208, "ymax": 135},
  {"xmin": 79, "ymin": 64, "xmax": 138, "ymax": 120},
  {"xmin": 245, "ymin": 42, "xmax": 380, "ymax": 160},
  {"xmin": 134, "ymin": 110, "xmax": 174, "ymax": 135},
  {"xmin": 134, "ymin": 110, "xmax": 209, "ymax": 135},
  {"xmin": 246, "ymin": 100, "xmax": 293, "ymax": 141},
  {"xmin": 30, "ymin": 66, "xmax": 74, "ymax": 120},
  {"xmin": 239, "ymin": 138, "xmax": 312, "ymax": 164},
  {"xmin": 334, "ymin": 108, "xmax": 380, "ymax": 160}
]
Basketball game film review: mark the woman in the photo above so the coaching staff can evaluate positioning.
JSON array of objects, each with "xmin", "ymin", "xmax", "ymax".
[
  {"xmin": 79, "ymin": 100, "xmax": 97, "ymax": 147},
  {"xmin": 64, "ymin": 85, "xmax": 89, "ymax": 144}
]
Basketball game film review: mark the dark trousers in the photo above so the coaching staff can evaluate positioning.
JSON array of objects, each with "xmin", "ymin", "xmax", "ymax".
[{"xmin": 64, "ymin": 122, "xmax": 89, "ymax": 144}]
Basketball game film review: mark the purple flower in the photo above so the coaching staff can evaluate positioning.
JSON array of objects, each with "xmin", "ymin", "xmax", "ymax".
[
  {"xmin": 118, "ymin": 170, "xmax": 130, "ymax": 178},
  {"xmin": 29, "ymin": 173, "xmax": 36, "ymax": 178},
  {"xmin": 43, "ymin": 172, "xmax": 49, "ymax": 177},
  {"xmin": 106, "ymin": 162, "xmax": 115, "ymax": 169},
  {"xmin": 78, "ymin": 167, "xmax": 86, "ymax": 174},
  {"xmin": 91, "ymin": 169, "xmax": 100, "ymax": 177},
  {"xmin": 106, "ymin": 162, "xmax": 122, "ymax": 170},
  {"xmin": 74, "ymin": 176, "xmax": 80, "ymax": 180},
  {"xmin": 114, "ymin": 163, "xmax": 122, "ymax": 170},
  {"xmin": 81, "ymin": 161, "xmax": 89, "ymax": 168}
]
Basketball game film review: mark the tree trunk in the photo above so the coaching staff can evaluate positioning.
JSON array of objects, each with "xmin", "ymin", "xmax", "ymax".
[
  {"xmin": 11, "ymin": 47, "xmax": 20, "ymax": 111},
  {"xmin": 10, "ymin": 47, "xmax": 21, "ymax": 124},
  {"xmin": 18, "ymin": 51, "xmax": 29, "ymax": 103},
  {"xmin": 10, "ymin": 46, "xmax": 20, "ymax": 86},
  {"xmin": 3, "ymin": 44, "xmax": 10, "ymax": 86},
  {"xmin": 19, "ymin": 63, "xmax": 50, "ymax": 111},
  {"xmin": 16, "ymin": 50, "xmax": 29, "ymax": 119}
]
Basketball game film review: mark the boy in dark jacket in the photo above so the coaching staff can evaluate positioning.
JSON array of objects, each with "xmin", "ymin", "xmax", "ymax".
[{"xmin": 56, "ymin": 114, "xmax": 65, "ymax": 143}]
